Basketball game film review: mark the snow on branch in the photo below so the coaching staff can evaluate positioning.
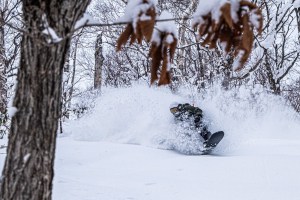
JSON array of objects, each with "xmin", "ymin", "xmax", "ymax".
[
  {"xmin": 192, "ymin": 0, "xmax": 263, "ymax": 71},
  {"xmin": 41, "ymin": 14, "xmax": 62, "ymax": 43},
  {"xmin": 75, "ymin": 13, "xmax": 98, "ymax": 29},
  {"xmin": 116, "ymin": 0, "xmax": 156, "ymax": 51},
  {"xmin": 42, "ymin": 27, "xmax": 62, "ymax": 43}
]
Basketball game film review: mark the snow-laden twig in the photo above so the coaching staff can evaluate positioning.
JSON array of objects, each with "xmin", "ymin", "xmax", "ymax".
[
  {"xmin": 41, "ymin": 14, "xmax": 62, "ymax": 43},
  {"xmin": 74, "ymin": 13, "xmax": 98, "ymax": 29}
]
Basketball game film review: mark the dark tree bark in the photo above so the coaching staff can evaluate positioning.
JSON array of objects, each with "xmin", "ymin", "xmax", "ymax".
[
  {"xmin": 94, "ymin": 33, "xmax": 104, "ymax": 90},
  {"xmin": 264, "ymin": 50, "xmax": 281, "ymax": 95},
  {"xmin": 295, "ymin": 7, "xmax": 300, "ymax": 43},
  {"xmin": 221, "ymin": 53, "xmax": 235, "ymax": 90},
  {"xmin": 61, "ymin": 48, "xmax": 71, "ymax": 121},
  {"xmin": 0, "ymin": 1, "xmax": 90, "ymax": 199},
  {"xmin": 0, "ymin": 11, "xmax": 7, "ymax": 115}
]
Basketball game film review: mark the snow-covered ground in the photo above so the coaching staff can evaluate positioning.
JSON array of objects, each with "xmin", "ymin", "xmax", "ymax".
[
  {"xmin": 53, "ymin": 137, "xmax": 300, "ymax": 200},
  {"xmin": 1, "ymin": 83, "xmax": 300, "ymax": 199}
]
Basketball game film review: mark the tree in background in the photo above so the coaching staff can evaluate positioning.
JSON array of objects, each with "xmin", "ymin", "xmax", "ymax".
[
  {"xmin": 94, "ymin": 33, "xmax": 104, "ymax": 90},
  {"xmin": 250, "ymin": 1, "xmax": 299, "ymax": 95},
  {"xmin": 0, "ymin": 5, "xmax": 6, "ymax": 116},
  {"xmin": 0, "ymin": 6, "xmax": 7, "ymax": 138},
  {"xmin": 293, "ymin": 0, "xmax": 300, "ymax": 43}
]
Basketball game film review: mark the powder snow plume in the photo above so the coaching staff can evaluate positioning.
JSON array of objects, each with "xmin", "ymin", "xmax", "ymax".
[{"xmin": 66, "ymin": 83, "xmax": 300, "ymax": 154}]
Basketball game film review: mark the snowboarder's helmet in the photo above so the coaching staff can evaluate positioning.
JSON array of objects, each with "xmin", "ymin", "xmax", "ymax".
[{"xmin": 169, "ymin": 102, "xmax": 180, "ymax": 114}]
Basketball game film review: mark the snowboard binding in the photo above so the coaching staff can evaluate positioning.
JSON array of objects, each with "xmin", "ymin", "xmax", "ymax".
[{"xmin": 202, "ymin": 131, "xmax": 224, "ymax": 153}]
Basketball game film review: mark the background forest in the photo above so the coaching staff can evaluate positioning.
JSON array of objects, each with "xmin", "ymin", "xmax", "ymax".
[{"xmin": 1, "ymin": 0, "xmax": 300, "ymax": 133}]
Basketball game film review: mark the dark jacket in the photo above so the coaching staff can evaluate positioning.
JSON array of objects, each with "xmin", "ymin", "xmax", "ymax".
[{"xmin": 171, "ymin": 103, "xmax": 203, "ymax": 128}]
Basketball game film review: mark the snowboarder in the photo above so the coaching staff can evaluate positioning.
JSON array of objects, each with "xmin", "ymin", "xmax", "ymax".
[{"xmin": 169, "ymin": 103, "xmax": 224, "ymax": 151}]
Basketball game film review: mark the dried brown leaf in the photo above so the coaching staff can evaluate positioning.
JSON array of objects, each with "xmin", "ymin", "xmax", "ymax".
[
  {"xmin": 193, "ymin": 1, "xmax": 263, "ymax": 71},
  {"xmin": 158, "ymin": 53, "xmax": 171, "ymax": 86},
  {"xmin": 209, "ymin": 31, "xmax": 219, "ymax": 49},
  {"xmin": 135, "ymin": 22, "xmax": 143, "ymax": 44},
  {"xmin": 239, "ymin": 0, "xmax": 257, "ymax": 9},
  {"xmin": 130, "ymin": 33, "xmax": 137, "ymax": 45},
  {"xmin": 150, "ymin": 43, "xmax": 162, "ymax": 84},
  {"xmin": 221, "ymin": 3, "xmax": 234, "ymax": 29},
  {"xmin": 169, "ymin": 36, "xmax": 178, "ymax": 61},
  {"xmin": 219, "ymin": 27, "xmax": 233, "ymax": 53},
  {"xmin": 116, "ymin": 1, "xmax": 156, "ymax": 50},
  {"xmin": 201, "ymin": 31, "xmax": 214, "ymax": 47},
  {"xmin": 199, "ymin": 21, "xmax": 209, "ymax": 36},
  {"xmin": 116, "ymin": 24, "xmax": 134, "ymax": 51},
  {"xmin": 150, "ymin": 32, "xmax": 177, "ymax": 85},
  {"xmin": 139, "ymin": 7, "xmax": 156, "ymax": 42}
]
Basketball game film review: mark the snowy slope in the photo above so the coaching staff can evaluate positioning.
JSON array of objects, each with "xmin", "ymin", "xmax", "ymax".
[
  {"xmin": 1, "ymin": 83, "xmax": 300, "ymax": 199},
  {"xmin": 53, "ymin": 137, "xmax": 300, "ymax": 200}
]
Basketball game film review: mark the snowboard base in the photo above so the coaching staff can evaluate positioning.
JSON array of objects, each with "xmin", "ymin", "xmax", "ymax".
[{"xmin": 201, "ymin": 131, "xmax": 224, "ymax": 154}]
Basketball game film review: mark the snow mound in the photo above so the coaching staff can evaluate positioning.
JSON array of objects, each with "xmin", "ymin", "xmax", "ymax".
[
  {"xmin": 68, "ymin": 84, "xmax": 185, "ymax": 148},
  {"xmin": 66, "ymin": 83, "xmax": 300, "ymax": 155}
]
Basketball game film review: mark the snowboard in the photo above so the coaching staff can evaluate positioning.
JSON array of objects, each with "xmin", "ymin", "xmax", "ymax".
[{"xmin": 201, "ymin": 131, "xmax": 224, "ymax": 154}]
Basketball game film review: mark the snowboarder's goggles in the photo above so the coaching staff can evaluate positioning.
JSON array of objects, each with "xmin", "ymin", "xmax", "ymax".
[{"xmin": 170, "ymin": 107, "xmax": 179, "ymax": 113}]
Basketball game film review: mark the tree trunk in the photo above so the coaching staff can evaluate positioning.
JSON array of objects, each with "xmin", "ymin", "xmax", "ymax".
[
  {"xmin": 0, "ymin": 11, "xmax": 7, "ymax": 114},
  {"xmin": 264, "ymin": 50, "xmax": 281, "ymax": 95},
  {"xmin": 177, "ymin": 0, "xmax": 198, "ymax": 77},
  {"xmin": 61, "ymin": 48, "xmax": 71, "ymax": 121},
  {"xmin": 219, "ymin": 51, "xmax": 234, "ymax": 90},
  {"xmin": 94, "ymin": 33, "xmax": 104, "ymax": 90},
  {"xmin": 67, "ymin": 37, "xmax": 78, "ymax": 110},
  {"xmin": 0, "ymin": 1, "xmax": 90, "ymax": 199},
  {"xmin": 295, "ymin": 7, "xmax": 300, "ymax": 43}
]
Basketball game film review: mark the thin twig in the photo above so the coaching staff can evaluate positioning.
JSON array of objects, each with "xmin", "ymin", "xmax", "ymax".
[{"xmin": 4, "ymin": 15, "xmax": 195, "ymax": 46}]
